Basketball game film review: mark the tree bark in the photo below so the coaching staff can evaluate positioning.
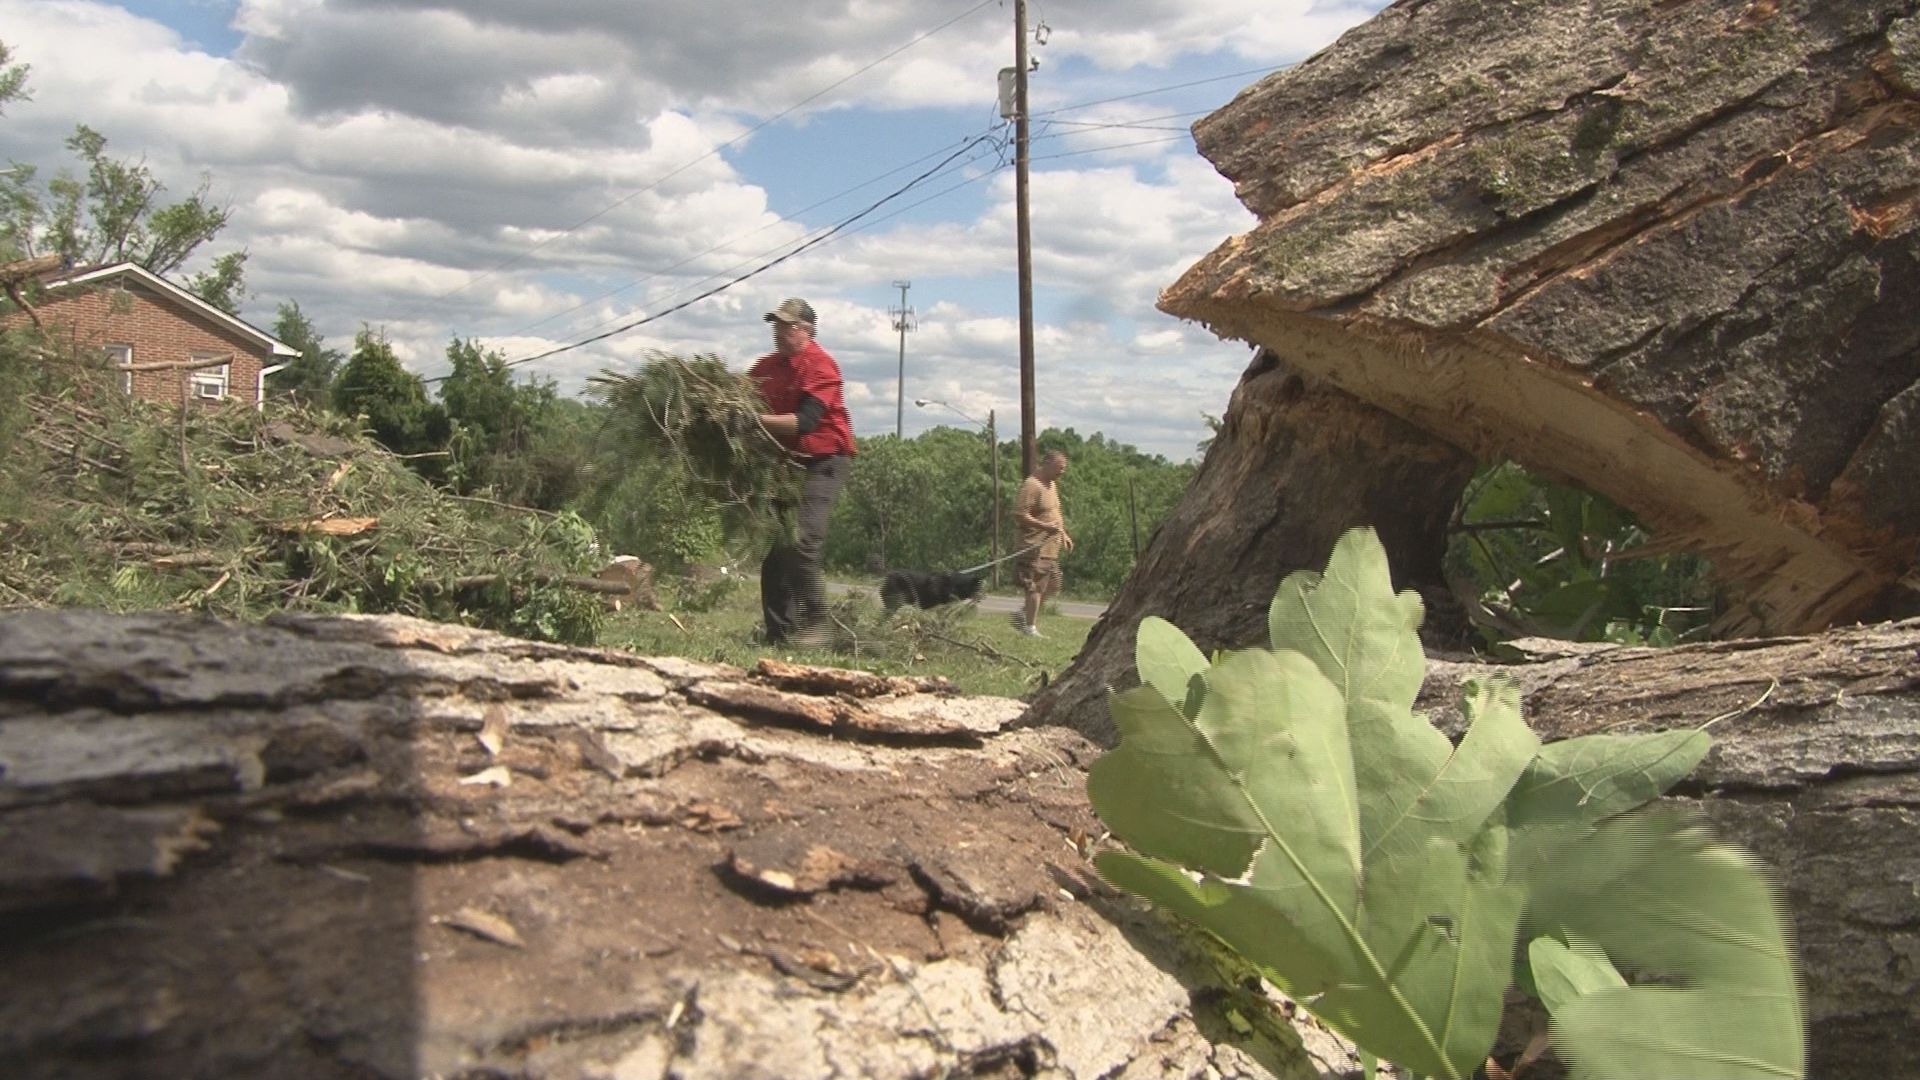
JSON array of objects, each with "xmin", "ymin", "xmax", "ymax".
[
  {"xmin": 1026, "ymin": 348, "xmax": 1477, "ymax": 747},
  {"xmin": 0, "ymin": 610, "xmax": 1358, "ymax": 1080},
  {"xmin": 1419, "ymin": 619, "xmax": 1920, "ymax": 1080},
  {"xmin": 1159, "ymin": 0, "xmax": 1920, "ymax": 635},
  {"xmin": 2, "ymin": 611, "xmax": 1916, "ymax": 1077}
]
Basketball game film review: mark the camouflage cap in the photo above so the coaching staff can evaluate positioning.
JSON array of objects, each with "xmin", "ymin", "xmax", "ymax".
[{"xmin": 763, "ymin": 297, "xmax": 817, "ymax": 327}]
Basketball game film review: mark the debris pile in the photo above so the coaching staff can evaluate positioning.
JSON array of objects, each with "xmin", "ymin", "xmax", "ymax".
[{"xmin": 0, "ymin": 339, "xmax": 606, "ymax": 643}]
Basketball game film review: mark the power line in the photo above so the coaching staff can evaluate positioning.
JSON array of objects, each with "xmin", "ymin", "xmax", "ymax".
[
  {"xmin": 446, "ymin": 133, "xmax": 998, "ymax": 379},
  {"xmin": 1031, "ymin": 63, "xmax": 1294, "ymax": 119},
  {"xmin": 1027, "ymin": 134, "xmax": 1190, "ymax": 162},
  {"xmin": 1033, "ymin": 116, "xmax": 1197, "ymax": 134},
  {"xmin": 510, "ymin": 135, "xmax": 1005, "ymax": 353},
  {"xmin": 422, "ymin": 0, "xmax": 1003, "ymax": 310},
  {"xmin": 427, "ymin": 57, "xmax": 1296, "ymax": 380},
  {"xmin": 501, "ymin": 127, "xmax": 1006, "ymax": 342}
]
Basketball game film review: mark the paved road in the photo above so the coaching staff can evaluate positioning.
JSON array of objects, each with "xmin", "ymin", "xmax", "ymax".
[{"xmin": 823, "ymin": 579, "xmax": 1107, "ymax": 620}]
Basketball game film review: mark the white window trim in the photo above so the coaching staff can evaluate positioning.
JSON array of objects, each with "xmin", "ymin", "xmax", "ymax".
[
  {"xmin": 189, "ymin": 354, "xmax": 231, "ymax": 401},
  {"xmin": 105, "ymin": 343, "xmax": 134, "ymax": 395}
]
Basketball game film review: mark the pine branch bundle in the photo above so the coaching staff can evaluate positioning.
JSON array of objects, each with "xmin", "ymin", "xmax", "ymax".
[{"xmin": 588, "ymin": 353, "xmax": 803, "ymax": 549}]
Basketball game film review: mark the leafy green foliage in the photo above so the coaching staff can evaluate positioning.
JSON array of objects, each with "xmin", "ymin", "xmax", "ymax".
[
  {"xmin": 1448, "ymin": 463, "xmax": 1719, "ymax": 647},
  {"xmin": 584, "ymin": 465, "xmax": 729, "ymax": 571},
  {"xmin": 0, "ymin": 122, "xmax": 240, "ymax": 295},
  {"xmin": 0, "ymin": 40, "xmax": 29, "ymax": 117},
  {"xmin": 1089, "ymin": 527, "xmax": 1803, "ymax": 1080},
  {"xmin": 268, "ymin": 300, "xmax": 344, "ymax": 407},
  {"xmin": 332, "ymin": 329, "xmax": 450, "ymax": 480},
  {"xmin": 435, "ymin": 337, "xmax": 584, "ymax": 509},
  {"xmin": 183, "ymin": 249, "xmax": 248, "ymax": 316},
  {"xmin": 824, "ymin": 424, "xmax": 1193, "ymax": 593}
]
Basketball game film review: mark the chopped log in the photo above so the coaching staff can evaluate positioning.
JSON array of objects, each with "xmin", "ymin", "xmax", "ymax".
[
  {"xmin": 3, "ymin": 610, "xmax": 1915, "ymax": 1077},
  {"xmin": 1158, "ymin": 0, "xmax": 1920, "ymax": 635},
  {"xmin": 0, "ymin": 610, "xmax": 1362, "ymax": 1080},
  {"xmin": 595, "ymin": 554, "xmax": 659, "ymax": 612}
]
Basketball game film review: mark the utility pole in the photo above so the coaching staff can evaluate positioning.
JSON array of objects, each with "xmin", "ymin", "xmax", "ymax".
[
  {"xmin": 1013, "ymin": 0, "xmax": 1037, "ymax": 477},
  {"xmin": 890, "ymin": 280, "xmax": 913, "ymax": 439}
]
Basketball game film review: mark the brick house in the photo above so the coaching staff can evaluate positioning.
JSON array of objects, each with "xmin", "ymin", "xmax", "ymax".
[{"xmin": 5, "ymin": 261, "xmax": 300, "ymax": 408}]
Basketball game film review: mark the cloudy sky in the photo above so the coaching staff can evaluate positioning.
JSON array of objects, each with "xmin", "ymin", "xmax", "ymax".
[{"xmin": 0, "ymin": 0, "xmax": 1388, "ymax": 461}]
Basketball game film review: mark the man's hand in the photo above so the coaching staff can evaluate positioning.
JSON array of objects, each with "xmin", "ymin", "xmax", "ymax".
[
  {"xmin": 758, "ymin": 412, "xmax": 801, "ymax": 443},
  {"xmin": 1060, "ymin": 531, "xmax": 1075, "ymax": 553}
]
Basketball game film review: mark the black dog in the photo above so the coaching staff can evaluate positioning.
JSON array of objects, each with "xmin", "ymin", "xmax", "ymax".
[{"xmin": 881, "ymin": 568, "xmax": 985, "ymax": 613}]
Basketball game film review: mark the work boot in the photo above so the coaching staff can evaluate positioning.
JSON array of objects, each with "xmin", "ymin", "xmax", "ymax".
[{"xmin": 789, "ymin": 623, "xmax": 833, "ymax": 650}]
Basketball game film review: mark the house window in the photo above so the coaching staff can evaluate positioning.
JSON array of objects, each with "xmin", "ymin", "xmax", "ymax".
[
  {"xmin": 189, "ymin": 354, "xmax": 230, "ymax": 401},
  {"xmin": 104, "ymin": 343, "xmax": 133, "ymax": 394}
]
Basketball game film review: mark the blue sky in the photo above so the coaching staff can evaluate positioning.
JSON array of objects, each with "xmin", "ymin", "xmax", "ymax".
[{"xmin": 0, "ymin": 0, "xmax": 1391, "ymax": 460}]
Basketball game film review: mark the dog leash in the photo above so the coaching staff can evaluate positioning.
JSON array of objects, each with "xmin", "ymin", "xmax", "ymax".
[{"xmin": 955, "ymin": 543, "xmax": 1042, "ymax": 576}]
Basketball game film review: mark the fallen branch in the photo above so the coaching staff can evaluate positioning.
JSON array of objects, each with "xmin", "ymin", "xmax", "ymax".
[
  {"xmin": 924, "ymin": 630, "xmax": 1040, "ymax": 669},
  {"xmin": 23, "ymin": 432, "xmax": 124, "ymax": 477},
  {"xmin": 152, "ymin": 553, "xmax": 224, "ymax": 570},
  {"xmin": 444, "ymin": 492, "xmax": 558, "ymax": 518},
  {"xmin": 117, "ymin": 356, "xmax": 234, "ymax": 373},
  {"xmin": 448, "ymin": 574, "xmax": 632, "ymax": 596},
  {"xmin": 0, "ymin": 254, "xmax": 61, "ymax": 332}
]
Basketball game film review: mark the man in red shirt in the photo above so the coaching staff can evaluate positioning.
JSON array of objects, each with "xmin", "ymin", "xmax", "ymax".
[{"xmin": 749, "ymin": 298, "xmax": 855, "ymax": 647}]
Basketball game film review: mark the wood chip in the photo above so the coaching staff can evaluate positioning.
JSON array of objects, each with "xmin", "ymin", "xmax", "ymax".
[
  {"xmin": 437, "ymin": 906, "xmax": 524, "ymax": 948},
  {"xmin": 323, "ymin": 460, "xmax": 353, "ymax": 492},
  {"xmin": 477, "ymin": 704, "xmax": 509, "ymax": 757},
  {"xmin": 458, "ymin": 765, "xmax": 512, "ymax": 788},
  {"xmin": 681, "ymin": 801, "xmax": 743, "ymax": 832},
  {"xmin": 300, "ymin": 516, "xmax": 378, "ymax": 536}
]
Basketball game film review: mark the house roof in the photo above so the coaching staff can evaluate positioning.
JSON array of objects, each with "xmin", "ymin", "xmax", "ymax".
[{"xmin": 42, "ymin": 261, "xmax": 302, "ymax": 358}]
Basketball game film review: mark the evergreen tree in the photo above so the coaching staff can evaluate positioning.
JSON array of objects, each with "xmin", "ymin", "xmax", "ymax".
[
  {"xmin": 332, "ymin": 330, "xmax": 449, "ymax": 480},
  {"xmin": 268, "ymin": 301, "xmax": 344, "ymax": 407}
]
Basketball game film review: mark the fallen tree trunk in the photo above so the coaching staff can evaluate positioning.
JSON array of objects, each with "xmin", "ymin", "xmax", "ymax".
[
  {"xmin": 1158, "ymin": 0, "xmax": 1920, "ymax": 634},
  {"xmin": 3, "ymin": 611, "xmax": 1916, "ymax": 1078},
  {"xmin": 0, "ymin": 611, "xmax": 1358, "ymax": 1080}
]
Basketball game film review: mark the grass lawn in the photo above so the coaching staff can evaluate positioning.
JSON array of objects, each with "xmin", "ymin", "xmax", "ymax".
[{"xmin": 598, "ymin": 577, "xmax": 1094, "ymax": 700}]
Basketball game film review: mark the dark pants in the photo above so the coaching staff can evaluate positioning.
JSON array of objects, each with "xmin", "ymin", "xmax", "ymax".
[{"xmin": 761, "ymin": 453, "xmax": 849, "ymax": 643}]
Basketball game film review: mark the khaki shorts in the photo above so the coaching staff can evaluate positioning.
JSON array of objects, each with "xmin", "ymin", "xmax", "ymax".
[{"xmin": 1017, "ymin": 556, "xmax": 1062, "ymax": 595}]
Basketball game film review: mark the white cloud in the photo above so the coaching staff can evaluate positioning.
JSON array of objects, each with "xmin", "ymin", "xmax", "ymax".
[{"xmin": 0, "ymin": 0, "xmax": 1386, "ymax": 460}]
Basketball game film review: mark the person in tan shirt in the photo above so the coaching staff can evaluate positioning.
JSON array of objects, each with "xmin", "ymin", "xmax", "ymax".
[{"xmin": 1011, "ymin": 450, "xmax": 1072, "ymax": 637}]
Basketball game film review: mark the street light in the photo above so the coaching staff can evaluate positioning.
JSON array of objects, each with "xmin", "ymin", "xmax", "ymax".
[{"xmin": 914, "ymin": 398, "xmax": 1003, "ymax": 588}]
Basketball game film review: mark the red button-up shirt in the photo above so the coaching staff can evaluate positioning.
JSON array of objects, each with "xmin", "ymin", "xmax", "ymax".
[{"xmin": 749, "ymin": 340, "xmax": 856, "ymax": 458}]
